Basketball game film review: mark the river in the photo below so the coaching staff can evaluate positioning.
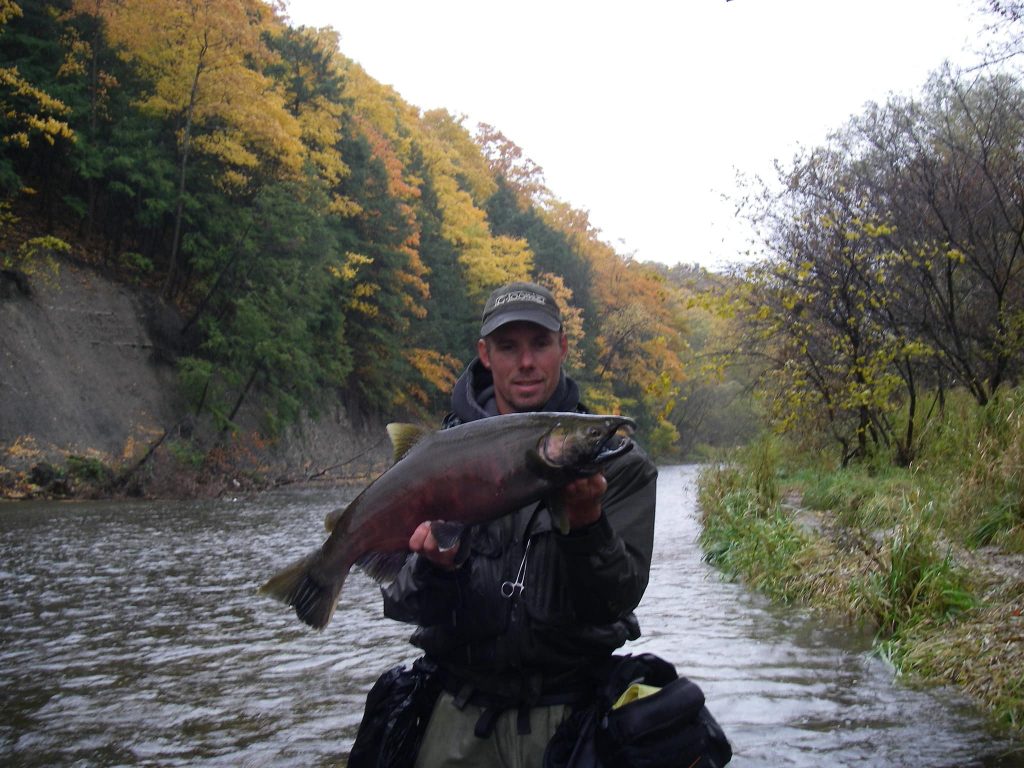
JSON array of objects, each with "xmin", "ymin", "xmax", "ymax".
[{"xmin": 0, "ymin": 464, "xmax": 1020, "ymax": 766}]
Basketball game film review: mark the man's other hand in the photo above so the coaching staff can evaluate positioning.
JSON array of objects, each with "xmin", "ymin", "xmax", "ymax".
[
  {"xmin": 409, "ymin": 520, "xmax": 460, "ymax": 570},
  {"xmin": 562, "ymin": 472, "xmax": 607, "ymax": 529}
]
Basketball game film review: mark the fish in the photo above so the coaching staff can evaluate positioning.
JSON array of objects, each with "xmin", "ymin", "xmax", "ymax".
[{"xmin": 259, "ymin": 411, "xmax": 636, "ymax": 629}]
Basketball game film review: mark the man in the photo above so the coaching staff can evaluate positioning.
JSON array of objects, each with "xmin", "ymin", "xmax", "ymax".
[{"xmin": 382, "ymin": 281, "xmax": 658, "ymax": 767}]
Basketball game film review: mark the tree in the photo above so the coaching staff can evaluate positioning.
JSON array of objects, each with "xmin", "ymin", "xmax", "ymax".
[
  {"xmin": 178, "ymin": 180, "xmax": 353, "ymax": 432},
  {"xmin": 266, "ymin": 24, "xmax": 357, "ymax": 216},
  {"xmin": 96, "ymin": 0, "xmax": 304, "ymax": 298},
  {"xmin": 0, "ymin": 1, "xmax": 74, "ymax": 195},
  {"xmin": 853, "ymin": 69, "xmax": 1024, "ymax": 404},
  {"xmin": 733, "ymin": 138, "xmax": 937, "ymax": 464}
]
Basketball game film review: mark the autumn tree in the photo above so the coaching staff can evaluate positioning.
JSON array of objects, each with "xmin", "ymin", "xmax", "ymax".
[
  {"xmin": 0, "ymin": 1, "xmax": 74, "ymax": 198},
  {"xmin": 266, "ymin": 24, "xmax": 358, "ymax": 217},
  {"xmin": 0, "ymin": 0, "xmax": 707, "ymax": 455},
  {"xmin": 852, "ymin": 69, "xmax": 1024, "ymax": 405},
  {"xmin": 334, "ymin": 62, "xmax": 435, "ymax": 411},
  {"xmin": 96, "ymin": 0, "xmax": 304, "ymax": 298},
  {"xmin": 733, "ymin": 64, "xmax": 1024, "ymax": 465}
]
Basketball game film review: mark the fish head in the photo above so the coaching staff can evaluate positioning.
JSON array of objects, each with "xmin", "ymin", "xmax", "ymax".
[{"xmin": 536, "ymin": 413, "xmax": 636, "ymax": 473}]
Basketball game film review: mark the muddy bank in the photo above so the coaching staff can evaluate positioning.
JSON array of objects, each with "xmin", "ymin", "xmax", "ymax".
[{"xmin": 0, "ymin": 261, "xmax": 390, "ymax": 500}]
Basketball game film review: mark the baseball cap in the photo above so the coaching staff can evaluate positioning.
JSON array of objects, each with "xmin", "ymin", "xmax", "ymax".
[{"xmin": 479, "ymin": 281, "xmax": 563, "ymax": 337}]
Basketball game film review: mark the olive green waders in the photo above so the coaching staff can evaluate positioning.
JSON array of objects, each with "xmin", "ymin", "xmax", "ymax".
[{"xmin": 413, "ymin": 691, "xmax": 573, "ymax": 768}]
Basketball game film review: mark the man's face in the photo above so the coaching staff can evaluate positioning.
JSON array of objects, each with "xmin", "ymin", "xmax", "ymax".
[{"xmin": 478, "ymin": 321, "xmax": 568, "ymax": 414}]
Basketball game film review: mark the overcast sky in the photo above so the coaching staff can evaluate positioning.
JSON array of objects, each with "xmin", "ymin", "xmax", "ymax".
[{"xmin": 283, "ymin": 0, "xmax": 993, "ymax": 270}]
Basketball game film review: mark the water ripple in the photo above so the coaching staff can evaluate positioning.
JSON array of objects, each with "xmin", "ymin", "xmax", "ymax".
[{"xmin": 0, "ymin": 469, "xmax": 1020, "ymax": 766}]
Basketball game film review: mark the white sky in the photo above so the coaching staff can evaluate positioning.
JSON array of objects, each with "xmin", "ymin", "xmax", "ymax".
[{"xmin": 283, "ymin": 0, "xmax": 992, "ymax": 271}]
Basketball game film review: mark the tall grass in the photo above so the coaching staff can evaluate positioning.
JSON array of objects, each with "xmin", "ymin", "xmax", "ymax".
[
  {"xmin": 698, "ymin": 441, "xmax": 848, "ymax": 609},
  {"xmin": 851, "ymin": 501, "xmax": 975, "ymax": 640},
  {"xmin": 696, "ymin": 388, "xmax": 1024, "ymax": 732},
  {"xmin": 944, "ymin": 390, "xmax": 1024, "ymax": 551}
]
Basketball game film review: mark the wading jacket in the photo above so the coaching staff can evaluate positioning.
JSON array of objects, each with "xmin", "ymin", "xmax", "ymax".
[{"xmin": 382, "ymin": 360, "xmax": 658, "ymax": 701}]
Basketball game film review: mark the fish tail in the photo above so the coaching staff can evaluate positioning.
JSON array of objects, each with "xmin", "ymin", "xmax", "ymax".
[{"xmin": 259, "ymin": 550, "xmax": 345, "ymax": 630}]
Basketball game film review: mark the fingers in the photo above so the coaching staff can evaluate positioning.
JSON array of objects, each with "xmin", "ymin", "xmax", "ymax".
[
  {"xmin": 563, "ymin": 473, "xmax": 607, "ymax": 504},
  {"xmin": 562, "ymin": 472, "xmax": 607, "ymax": 529},
  {"xmin": 409, "ymin": 520, "xmax": 459, "ymax": 570},
  {"xmin": 408, "ymin": 520, "xmax": 433, "ymax": 552}
]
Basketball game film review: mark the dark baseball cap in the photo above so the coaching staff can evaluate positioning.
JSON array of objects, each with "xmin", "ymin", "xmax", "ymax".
[{"xmin": 480, "ymin": 281, "xmax": 563, "ymax": 337}]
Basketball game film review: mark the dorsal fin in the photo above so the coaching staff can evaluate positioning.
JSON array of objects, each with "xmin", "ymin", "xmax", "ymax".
[{"xmin": 386, "ymin": 422, "xmax": 431, "ymax": 463}]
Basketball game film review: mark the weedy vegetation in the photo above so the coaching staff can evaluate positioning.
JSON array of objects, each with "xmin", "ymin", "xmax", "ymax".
[{"xmin": 697, "ymin": 390, "xmax": 1024, "ymax": 734}]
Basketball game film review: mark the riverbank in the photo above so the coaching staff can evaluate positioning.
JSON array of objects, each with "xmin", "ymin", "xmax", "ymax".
[
  {"xmin": 696, "ymin": 433, "xmax": 1024, "ymax": 737},
  {"xmin": 0, "ymin": 257, "xmax": 392, "ymax": 501}
]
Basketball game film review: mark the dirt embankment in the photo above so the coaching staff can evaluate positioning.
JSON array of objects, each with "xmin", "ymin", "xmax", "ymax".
[{"xmin": 0, "ymin": 261, "xmax": 388, "ymax": 499}]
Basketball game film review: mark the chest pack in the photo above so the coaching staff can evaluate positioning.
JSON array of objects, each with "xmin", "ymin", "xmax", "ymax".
[{"xmin": 543, "ymin": 653, "xmax": 732, "ymax": 768}]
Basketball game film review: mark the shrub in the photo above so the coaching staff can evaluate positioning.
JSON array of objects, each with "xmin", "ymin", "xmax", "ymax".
[{"xmin": 65, "ymin": 455, "xmax": 113, "ymax": 485}]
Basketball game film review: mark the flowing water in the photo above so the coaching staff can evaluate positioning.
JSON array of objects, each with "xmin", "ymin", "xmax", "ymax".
[{"xmin": 0, "ymin": 464, "xmax": 1020, "ymax": 767}]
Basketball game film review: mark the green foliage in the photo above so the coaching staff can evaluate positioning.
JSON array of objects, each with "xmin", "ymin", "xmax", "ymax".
[
  {"xmin": 167, "ymin": 439, "xmax": 204, "ymax": 470},
  {"xmin": 0, "ymin": 0, "xmax": 75, "ymax": 195},
  {"xmin": 177, "ymin": 356, "xmax": 214, "ymax": 414},
  {"xmin": 698, "ymin": 462, "xmax": 824, "ymax": 603},
  {"xmin": 118, "ymin": 250, "xmax": 153, "ymax": 275},
  {"xmin": 945, "ymin": 389, "xmax": 1024, "ymax": 550},
  {"xmin": 698, "ymin": 387, "xmax": 1024, "ymax": 732},
  {"xmin": 0, "ymin": 219, "xmax": 67, "ymax": 286},
  {"xmin": 746, "ymin": 436, "xmax": 782, "ymax": 509},
  {"xmin": 852, "ymin": 502, "xmax": 975, "ymax": 639},
  {"xmin": 160, "ymin": 175, "xmax": 357, "ymax": 433},
  {"xmin": 1, "ymin": 0, "xmax": 709, "ymax": 458},
  {"xmin": 65, "ymin": 454, "xmax": 112, "ymax": 485},
  {"xmin": 799, "ymin": 465, "xmax": 923, "ymax": 530}
]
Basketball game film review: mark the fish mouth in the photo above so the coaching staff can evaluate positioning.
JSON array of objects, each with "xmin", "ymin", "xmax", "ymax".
[
  {"xmin": 537, "ymin": 415, "xmax": 638, "ymax": 473},
  {"xmin": 592, "ymin": 417, "xmax": 636, "ymax": 464}
]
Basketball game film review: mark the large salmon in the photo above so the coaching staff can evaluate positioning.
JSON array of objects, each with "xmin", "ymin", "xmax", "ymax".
[{"xmin": 260, "ymin": 411, "xmax": 635, "ymax": 629}]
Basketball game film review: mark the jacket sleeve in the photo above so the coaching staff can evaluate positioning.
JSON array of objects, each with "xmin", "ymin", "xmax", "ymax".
[
  {"xmin": 381, "ymin": 552, "xmax": 465, "ymax": 626},
  {"xmin": 554, "ymin": 447, "xmax": 658, "ymax": 623}
]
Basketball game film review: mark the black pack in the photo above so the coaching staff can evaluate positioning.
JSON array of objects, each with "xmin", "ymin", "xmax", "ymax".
[
  {"xmin": 544, "ymin": 653, "xmax": 732, "ymax": 768},
  {"xmin": 348, "ymin": 657, "xmax": 442, "ymax": 768}
]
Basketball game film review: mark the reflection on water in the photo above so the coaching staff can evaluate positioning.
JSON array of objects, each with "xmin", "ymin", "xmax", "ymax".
[{"xmin": 0, "ymin": 466, "xmax": 1020, "ymax": 766}]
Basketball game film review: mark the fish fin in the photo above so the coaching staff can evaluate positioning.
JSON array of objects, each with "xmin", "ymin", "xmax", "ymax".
[
  {"xmin": 386, "ymin": 423, "xmax": 432, "ymax": 463},
  {"xmin": 323, "ymin": 504, "xmax": 347, "ymax": 532},
  {"xmin": 547, "ymin": 495, "xmax": 571, "ymax": 535},
  {"xmin": 355, "ymin": 551, "xmax": 410, "ymax": 583},
  {"xmin": 259, "ymin": 550, "xmax": 345, "ymax": 630},
  {"xmin": 430, "ymin": 520, "xmax": 465, "ymax": 552}
]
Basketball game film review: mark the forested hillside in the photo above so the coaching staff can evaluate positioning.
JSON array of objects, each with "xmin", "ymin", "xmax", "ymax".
[
  {"xmin": 3, "ymin": 0, "xmax": 1024, "ymax": 504},
  {"xmin": 0, "ymin": 0, "xmax": 753, "ymax": 494}
]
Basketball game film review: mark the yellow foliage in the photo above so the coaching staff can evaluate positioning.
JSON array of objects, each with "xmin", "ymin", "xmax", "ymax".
[
  {"xmin": 98, "ymin": 0, "xmax": 304, "ymax": 183},
  {"xmin": 402, "ymin": 348, "xmax": 462, "ymax": 407},
  {"xmin": 422, "ymin": 110, "xmax": 497, "ymax": 205},
  {"xmin": 0, "ymin": 0, "xmax": 21, "ymax": 26},
  {"xmin": 0, "ymin": 65, "xmax": 74, "ymax": 150},
  {"xmin": 4, "ymin": 435, "xmax": 43, "ymax": 460},
  {"xmin": 537, "ymin": 272, "xmax": 584, "ymax": 369},
  {"xmin": 328, "ymin": 252, "xmax": 372, "ymax": 281},
  {"xmin": 0, "ymin": 209, "xmax": 67, "ymax": 286}
]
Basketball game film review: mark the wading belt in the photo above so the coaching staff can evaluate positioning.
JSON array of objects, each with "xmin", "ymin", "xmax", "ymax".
[{"xmin": 438, "ymin": 667, "xmax": 593, "ymax": 738}]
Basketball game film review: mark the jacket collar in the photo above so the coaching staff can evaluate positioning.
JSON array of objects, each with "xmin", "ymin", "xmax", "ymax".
[{"xmin": 449, "ymin": 357, "xmax": 581, "ymax": 424}]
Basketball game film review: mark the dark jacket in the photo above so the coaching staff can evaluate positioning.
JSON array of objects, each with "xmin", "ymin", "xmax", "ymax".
[{"xmin": 382, "ymin": 359, "xmax": 658, "ymax": 700}]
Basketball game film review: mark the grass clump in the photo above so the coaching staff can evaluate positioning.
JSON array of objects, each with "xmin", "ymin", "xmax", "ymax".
[
  {"xmin": 852, "ymin": 500, "xmax": 975, "ymax": 641},
  {"xmin": 698, "ymin": 442, "xmax": 855, "ymax": 612},
  {"xmin": 927, "ymin": 390, "xmax": 1024, "ymax": 551}
]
